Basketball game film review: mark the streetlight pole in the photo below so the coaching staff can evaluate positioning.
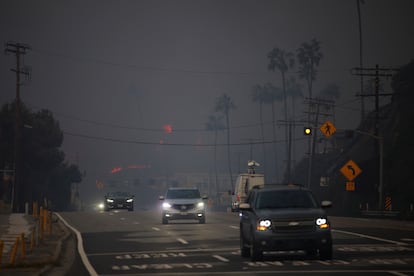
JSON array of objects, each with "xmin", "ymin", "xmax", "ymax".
[{"xmin": 352, "ymin": 129, "xmax": 384, "ymax": 211}]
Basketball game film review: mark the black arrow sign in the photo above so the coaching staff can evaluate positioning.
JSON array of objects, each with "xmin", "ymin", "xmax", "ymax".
[{"xmin": 347, "ymin": 165, "xmax": 355, "ymax": 175}]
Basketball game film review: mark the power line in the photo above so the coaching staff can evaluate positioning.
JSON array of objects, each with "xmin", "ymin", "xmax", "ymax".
[
  {"xmin": 63, "ymin": 130, "xmax": 308, "ymax": 147},
  {"xmin": 27, "ymin": 104, "xmax": 270, "ymax": 133}
]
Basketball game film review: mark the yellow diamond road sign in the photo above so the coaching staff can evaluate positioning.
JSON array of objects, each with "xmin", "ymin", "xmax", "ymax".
[
  {"xmin": 340, "ymin": 160, "xmax": 362, "ymax": 181},
  {"xmin": 320, "ymin": 120, "xmax": 336, "ymax": 138}
]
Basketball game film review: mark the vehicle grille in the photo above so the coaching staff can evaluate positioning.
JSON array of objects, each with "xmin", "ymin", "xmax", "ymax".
[
  {"xmin": 272, "ymin": 218, "xmax": 315, "ymax": 233},
  {"xmin": 114, "ymin": 199, "xmax": 127, "ymax": 204},
  {"xmin": 172, "ymin": 204, "xmax": 195, "ymax": 211}
]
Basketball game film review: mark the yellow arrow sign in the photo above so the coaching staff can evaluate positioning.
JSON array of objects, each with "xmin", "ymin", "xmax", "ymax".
[
  {"xmin": 340, "ymin": 160, "xmax": 362, "ymax": 181},
  {"xmin": 320, "ymin": 120, "xmax": 336, "ymax": 138}
]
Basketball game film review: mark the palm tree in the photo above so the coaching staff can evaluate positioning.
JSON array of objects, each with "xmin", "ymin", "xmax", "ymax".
[
  {"xmin": 264, "ymin": 82, "xmax": 283, "ymax": 182},
  {"xmin": 285, "ymin": 76, "xmax": 303, "ymax": 178},
  {"xmin": 286, "ymin": 76, "xmax": 303, "ymax": 121},
  {"xmin": 268, "ymin": 47, "xmax": 295, "ymax": 125},
  {"xmin": 296, "ymin": 38, "xmax": 323, "ymax": 100},
  {"xmin": 297, "ymin": 38, "xmax": 323, "ymax": 188},
  {"xmin": 267, "ymin": 47, "xmax": 295, "ymax": 180},
  {"xmin": 215, "ymin": 93, "xmax": 236, "ymax": 190},
  {"xmin": 251, "ymin": 84, "xmax": 268, "ymax": 174},
  {"xmin": 205, "ymin": 114, "xmax": 225, "ymax": 197}
]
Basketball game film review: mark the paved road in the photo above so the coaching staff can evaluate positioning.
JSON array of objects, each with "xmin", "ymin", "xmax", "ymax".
[{"xmin": 58, "ymin": 210, "xmax": 414, "ymax": 275}]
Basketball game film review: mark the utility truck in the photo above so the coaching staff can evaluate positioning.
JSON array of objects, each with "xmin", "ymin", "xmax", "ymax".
[{"xmin": 231, "ymin": 160, "xmax": 264, "ymax": 212}]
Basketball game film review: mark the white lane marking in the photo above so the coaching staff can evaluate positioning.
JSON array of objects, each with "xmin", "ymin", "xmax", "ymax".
[
  {"xmin": 229, "ymin": 225, "xmax": 239, "ymax": 230},
  {"xmin": 212, "ymin": 254, "xmax": 229, "ymax": 262},
  {"xmin": 120, "ymin": 217, "xmax": 126, "ymax": 220},
  {"xmin": 152, "ymin": 227, "xmax": 160, "ymax": 231},
  {"xmin": 177, "ymin": 238, "xmax": 189, "ymax": 244},
  {"xmin": 133, "ymin": 221, "xmax": 140, "ymax": 225},
  {"xmin": 55, "ymin": 213, "xmax": 98, "ymax": 276},
  {"xmin": 332, "ymin": 229, "xmax": 409, "ymax": 246},
  {"xmin": 87, "ymin": 247, "xmax": 239, "ymax": 256},
  {"xmin": 388, "ymin": 271, "xmax": 409, "ymax": 276},
  {"xmin": 401, "ymin": 238, "xmax": 414, "ymax": 242}
]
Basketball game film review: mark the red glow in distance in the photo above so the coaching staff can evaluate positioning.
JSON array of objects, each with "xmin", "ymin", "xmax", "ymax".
[{"xmin": 163, "ymin": 124, "xmax": 172, "ymax": 133}]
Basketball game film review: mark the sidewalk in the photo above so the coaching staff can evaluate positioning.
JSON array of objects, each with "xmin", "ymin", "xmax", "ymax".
[{"xmin": 0, "ymin": 213, "xmax": 72, "ymax": 276}]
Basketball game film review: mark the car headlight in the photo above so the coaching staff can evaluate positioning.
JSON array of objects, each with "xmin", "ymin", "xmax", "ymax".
[
  {"xmin": 162, "ymin": 202, "xmax": 171, "ymax": 209},
  {"xmin": 106, "ymin": 198, "xmax": 114, "ymax": 203},
  {"xmin": 197, "ymin": 202, "xmax": 205, "ymax": 208},
  {"xmin": 316, "ymin": 218, "xmax": 329, "ymax": 229},
  {"xmin": 97, "ymin": 203, "xmax": 104, "ymax": 210},
  {"xmin": 126, "ymin": 198, "xmax": 134, "ymax": 203},
  {"xmin": 257, "ymin": 219, "xmax": 271, "ymax": 231}
]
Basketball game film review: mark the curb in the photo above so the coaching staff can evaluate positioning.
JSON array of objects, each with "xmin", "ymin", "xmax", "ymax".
[
  {"xmin": 36, "ymin": 217, "xmax": 73, "ymax": 275},
  {"xmin": 0, "ymin": 214, "xmax": 72, "ymax": 272}
]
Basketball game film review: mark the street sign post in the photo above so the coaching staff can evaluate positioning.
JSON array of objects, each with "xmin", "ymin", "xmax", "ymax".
[{"xmin": 346, "ymin": 181, "xmax": 355, "ymax": 191}]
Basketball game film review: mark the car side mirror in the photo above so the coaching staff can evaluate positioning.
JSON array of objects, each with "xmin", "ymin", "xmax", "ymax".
[
  {"xmin": 321, "ymin": 200, "xmax": 332, "ymax": 208},
  {"xmin": 239, "ymin": 203, "xmax": 251, "ymax": 210},
  {"xmin": 202, "ymin": 195, "xmax": 208, "ymax": 200},
  {"xmin": 159, "ymin": 196, "xmax": 165, "ymax": 200}
]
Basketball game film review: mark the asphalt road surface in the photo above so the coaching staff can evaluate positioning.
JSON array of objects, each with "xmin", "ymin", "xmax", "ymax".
[{"xmin": 57, "ymin": 209, "xmax": 414, "ymax": 276}]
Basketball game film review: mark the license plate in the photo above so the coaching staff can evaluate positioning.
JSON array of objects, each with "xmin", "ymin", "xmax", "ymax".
[
  {"xmin": 180, "ymin": 212, "xmax": 188, "ymax": 216},
  {"xmin": 118, "ymin": 204, "xmax": 123, "ymax": 208}
]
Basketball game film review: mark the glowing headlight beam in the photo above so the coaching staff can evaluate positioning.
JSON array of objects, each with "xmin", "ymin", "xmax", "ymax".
[
  {"xmin": 316, "ymin": 218, "xmax": 329, "ymax": 229},
  {"xmin": 257, "ymin": 219, "xmax": 271, "ymax": 231}
]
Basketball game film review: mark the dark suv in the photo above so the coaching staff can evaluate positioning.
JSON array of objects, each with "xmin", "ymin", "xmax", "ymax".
[
  {"xmin": 239, "ymin": 185, "xmax": 332, "ymax": 261},
  {"xmin": 104, "ymin": 191, "xmax": 134, "ymax": 211}
]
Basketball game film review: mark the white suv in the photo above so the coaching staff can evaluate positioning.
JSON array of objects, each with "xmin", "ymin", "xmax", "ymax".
[{"xmin": 159, "ymin": 187, "xmax": 208, "ymax": 224}]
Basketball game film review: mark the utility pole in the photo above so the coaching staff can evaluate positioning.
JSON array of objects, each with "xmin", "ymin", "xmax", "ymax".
[
  {"xmin": 278, "ymin": 120, "xmax": 303, "ymax": 184},
  {"xmin": 356, "ymin": 0, "xmax": 365, "ymax": 122},
  {"xmin": 5, "ymin": 41, "xmax": 31, "ymax": 212},
  {"xmin": 352, "ymin": 64, "xmax": 398, "ymax": 210},
  {"xmin": 352, "ymin": 64, "xmax": 398, "ymax": 136},
  {"xmin": 304, "ymin": 98, "xmax": 335, "ymax": 189}
]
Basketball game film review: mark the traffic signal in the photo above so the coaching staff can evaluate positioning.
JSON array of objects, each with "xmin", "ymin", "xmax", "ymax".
[{"xmin": 304, "ymin": 127, "xmax": 312, "ymax": 135}]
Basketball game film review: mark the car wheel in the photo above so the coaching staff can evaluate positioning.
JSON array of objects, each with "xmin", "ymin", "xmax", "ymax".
[
  {"xmin": 240, "ymin": 227, "xmax": 250, "ymax": 257},
  {"xmin": 199, "ymin": 217, "xmax": 205, "ymax": 224},
  {"xmin": 249, "ymin": 229, "xmax": 262, "ymax": 261},
  {"xmin": 162, "ymin": 217, "xmax": 168, "ymax": 224},
  {"xmin": 128, "ymin": 208, "xmax": 134, "ymax": 212},
  {"xmin": 319, "ymin": 245, "xmax": 333, "ymax": 260}
]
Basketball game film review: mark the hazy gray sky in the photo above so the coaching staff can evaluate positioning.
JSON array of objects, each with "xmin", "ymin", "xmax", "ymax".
[{"xmin": 1, "ymin": 0, "xmax": 413, "ymax": 201}]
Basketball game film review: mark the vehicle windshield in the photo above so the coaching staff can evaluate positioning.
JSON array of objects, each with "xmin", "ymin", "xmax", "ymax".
[
  {"xmin": 166, "ymin": 189, "xmax": 201, "ymax": 199},
  {"xmin": 107, "ymin": 191, "xmax": 131, "ymax": 198},
  {"xmin": 255, "ymin": 190, "xmax": 318, "ymax": 209}
]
